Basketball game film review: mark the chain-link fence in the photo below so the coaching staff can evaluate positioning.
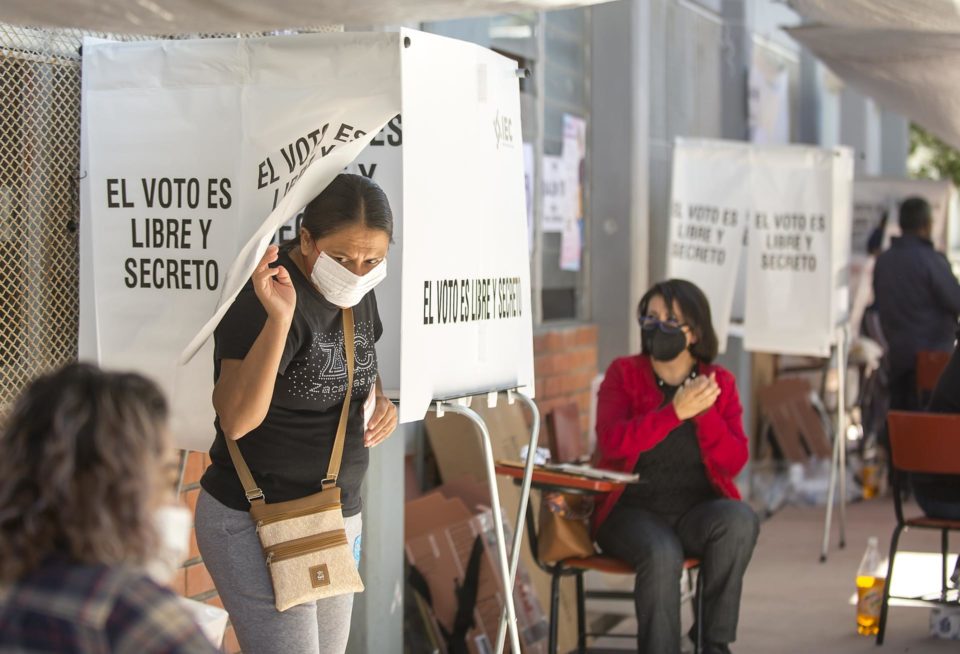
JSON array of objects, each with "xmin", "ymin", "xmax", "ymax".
[
  {"xmin": 0, "ymin": 25, "xmax": 88, "ymax": 410},
  {"xmin": 0, "ymin": 23, "xmax": 341, "ymax": 411}
]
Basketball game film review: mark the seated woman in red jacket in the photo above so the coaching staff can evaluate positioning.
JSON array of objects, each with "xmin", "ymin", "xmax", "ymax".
[{"xmin": 594, "ymin": 279, "xmax": 758, "ymax": 654}]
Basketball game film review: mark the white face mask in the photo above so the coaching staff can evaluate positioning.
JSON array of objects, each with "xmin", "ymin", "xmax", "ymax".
[
  {"xmin": 144, "ymin": 504, "xmax": 192, "ymax": 585},
  {"xmin": 311, "ymin": 251, "xmax": 387, "ymax": 308}
]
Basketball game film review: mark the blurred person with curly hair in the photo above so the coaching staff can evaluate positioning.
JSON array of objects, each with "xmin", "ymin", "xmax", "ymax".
[{"xmin": 0, "ymin": 363, "xmax": 217, "ymax": 653}]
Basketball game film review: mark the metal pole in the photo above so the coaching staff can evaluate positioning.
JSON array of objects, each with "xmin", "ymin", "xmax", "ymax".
[
  {"xmin": 441, "ymin": 402, "xmax": 522, "ymax": 654},
  {"xmin": 821, "ymin": 337, "xmax": 841, "ymax": 563},
  {"xmin": 837, "ymin": 325, "xmax": 848, "ymax": 549},
  {"xmin": 494, "ymin": 392, "xmax": 541, "ymax": 654},
  {"xmin": 821, "ymin": 406, "xmax": 840, "ymax": 562},
  {"xmin": 820, "ymin": 326, "xmax": 849, "ymax": 561}
]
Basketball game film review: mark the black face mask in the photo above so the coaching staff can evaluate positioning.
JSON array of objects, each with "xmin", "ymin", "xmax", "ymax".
[{"xmin": 642, "ymin": 328, "xmax": 688, "ymax": 362}]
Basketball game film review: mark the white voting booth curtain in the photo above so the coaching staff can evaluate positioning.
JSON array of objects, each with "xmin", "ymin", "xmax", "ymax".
[
  {"xmin": 400, "ymin": 31, "xmax": 534, "ymax": 419},
  {"xmin": 80, "ymin": 30, "xmax": 534, "ymax": 451},
  {"xmin": 668, "ymin": 139, "xmax": 853, "ymax": 358},
  {"xmin": 745, "ymin": 145, "xmax": 853, "ymax": 357},
  {"xmin": 666, "ymin": 141, "xmax": 748, "ymax": 354}
]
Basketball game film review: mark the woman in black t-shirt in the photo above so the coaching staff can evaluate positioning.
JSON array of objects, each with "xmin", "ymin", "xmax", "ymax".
[{"xmin": 195, "ymin": 174, "xmax": 398, "ymax": 654}]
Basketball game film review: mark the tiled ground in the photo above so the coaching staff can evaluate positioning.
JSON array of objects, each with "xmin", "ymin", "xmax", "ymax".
[{"xmin": 585, "ymin": 496, "xmax": 959, "ymax": 653}]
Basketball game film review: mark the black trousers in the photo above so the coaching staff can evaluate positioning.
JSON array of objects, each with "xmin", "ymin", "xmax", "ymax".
[
  {"xmin": 596, "ymin": 498, "xmax": 759, "ymax": 654},
  {"xmin": 888, "ymin": 368, "xmax": 919, "ymax": 413}
]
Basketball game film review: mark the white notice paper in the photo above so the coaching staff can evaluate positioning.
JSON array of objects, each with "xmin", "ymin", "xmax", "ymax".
[{"xmin": 542, "ymin": 154, "xmax": 576, "ymax": 233}]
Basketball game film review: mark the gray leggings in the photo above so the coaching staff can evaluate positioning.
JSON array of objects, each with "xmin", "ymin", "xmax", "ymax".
[{"xmin": 195, "ymin": 490, "xmax": 362, "ymax": 654}]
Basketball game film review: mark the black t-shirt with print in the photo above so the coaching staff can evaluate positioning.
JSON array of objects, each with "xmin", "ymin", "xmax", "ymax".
[{"xmin": 200, "ymin": 249, "xmax": 383, "ymax": 516}]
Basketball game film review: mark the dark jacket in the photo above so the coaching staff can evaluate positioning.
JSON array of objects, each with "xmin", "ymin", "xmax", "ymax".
[{"xmin": 873, "ymin": 234, "xmax": 960, "ymax": 376}]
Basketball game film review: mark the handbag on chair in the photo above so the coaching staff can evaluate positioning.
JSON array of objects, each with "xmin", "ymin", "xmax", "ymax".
[
  {"xmin": 225, "ymin": 308, "xmax": 365, "ymax": 612},
  {"xmin": 537, "ymin": 491, "xmax": 596, "ymax": 563}
]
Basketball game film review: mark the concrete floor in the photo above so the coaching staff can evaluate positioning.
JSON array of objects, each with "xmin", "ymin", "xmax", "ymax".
[{"xmin": 588, "ymin": 496, "xmax": 959, "ymax": 653}]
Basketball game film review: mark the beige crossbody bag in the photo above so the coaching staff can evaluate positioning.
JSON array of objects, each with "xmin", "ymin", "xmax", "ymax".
[{"xmin": 225, "ymin": 307, "xmax": 365, "ymax": 612}]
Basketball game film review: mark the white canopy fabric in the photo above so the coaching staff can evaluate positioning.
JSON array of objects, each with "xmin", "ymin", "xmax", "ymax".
[
  {"xmin": 788, "ymin": 0, "xmax": 960, "ymax": 32},
  {"xmin": 787, "ymin": 1, "xmax": 960, "ymax": 150},
  {"xmin": 0, "ymin": 0, "xmax": 607, "ymax": 34}
]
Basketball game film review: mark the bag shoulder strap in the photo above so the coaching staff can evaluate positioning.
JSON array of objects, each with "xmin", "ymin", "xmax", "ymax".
[
  {"xmin": 324, "ymin": 307, "xmax": 355, "ymax": 487},
  {"xmin": 226, "ymin": 307, "xmax": 356, "ymax": 505}
]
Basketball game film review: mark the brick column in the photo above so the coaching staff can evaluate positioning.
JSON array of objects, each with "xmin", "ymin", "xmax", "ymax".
[{"xmin": 533, "ymin": 324, "xmax": 600, "ymax": 447}]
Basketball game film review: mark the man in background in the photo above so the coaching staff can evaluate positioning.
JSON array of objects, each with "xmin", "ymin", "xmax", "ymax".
[{"xmin": 873, "ymin": 196, "xmax": 960, "ymax": 412}]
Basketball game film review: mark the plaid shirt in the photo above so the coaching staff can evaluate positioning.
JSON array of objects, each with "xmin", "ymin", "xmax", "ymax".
[{"xmin": 0, "ymin": 559, "xmax": 217, "ymax": 653}]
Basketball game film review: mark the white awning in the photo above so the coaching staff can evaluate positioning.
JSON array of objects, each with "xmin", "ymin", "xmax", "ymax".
[
  {"xmin": 788, "ymin": 0, "xmax": 960, "ymax": 32},
  {"xmin": 0, "ymin": 0, "xmax": 609, "ymax": 35},
  {"xmin": 787, "ymin": 0, "xmax": 960, "ymax": 149}
]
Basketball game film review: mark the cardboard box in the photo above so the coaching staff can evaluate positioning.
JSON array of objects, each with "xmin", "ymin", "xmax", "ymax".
[
  {"xmin": 425, "ymin": 401, "xmax": 580, "ymax": 653},
  {"xmin": 433, "ymin": 478, "xmax": 550, "ymax": 652},
  {"xmin": 405, "ymin": 489, "xmax": 548, "ymax": 654}
]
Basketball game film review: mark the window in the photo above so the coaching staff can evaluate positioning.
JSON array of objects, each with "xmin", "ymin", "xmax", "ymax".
[{"xmin": 541, "ymin": 8, "xmax": 589, "ymax": 321}]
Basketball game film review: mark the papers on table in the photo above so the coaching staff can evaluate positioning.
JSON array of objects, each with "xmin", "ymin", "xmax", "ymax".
[{"xmin": 542, "ymin": 462, "xmax": 640, "ymax": 483}]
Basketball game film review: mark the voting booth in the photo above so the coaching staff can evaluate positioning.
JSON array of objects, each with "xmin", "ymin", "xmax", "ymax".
[
  {"xmin": 667, "ymin": 138, "xmax": 855, "ymax": 559},
  {"xmin": 79, "ymin": 30, "xmax": 537, "ymax": 653},
  {"xmin": 79, "ymin": 30, "xmax": 534, "ymax": 447},
  {"xmin": 668, "ymin": 138, "xmax": 853, "ymax": 358}
]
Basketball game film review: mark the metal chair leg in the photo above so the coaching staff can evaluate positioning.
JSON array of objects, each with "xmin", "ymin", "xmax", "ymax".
[
  {"xmin": 942, "ymin": 529, "xmax": 950, "ymax": 602},
  {"xmin": 576, "ymin": 572, "xmax": 586, "ymax": 654},
  {"xmin": 549, "ymin": 569, "xmax": 561, "ymax": 654},
  {"xmin": 695, "ymin": 566, "xmax": 704, "ymax": 654},
  {"xmin": 877, "ymin": 525, "xmax": 903, "ymax": 646}
]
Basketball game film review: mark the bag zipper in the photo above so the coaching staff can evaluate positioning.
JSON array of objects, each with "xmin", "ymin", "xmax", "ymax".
[
  {"xmin": 265, "ymin": 531, "xmax": 348, "ymax": 565},
  {"xmin": 256, "ymin": 503, "xmax": 343, "ymax": 532}
]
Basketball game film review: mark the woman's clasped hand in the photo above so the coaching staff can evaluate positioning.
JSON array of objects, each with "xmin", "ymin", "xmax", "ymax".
[{"xmin": 673, "ymin": 372, "xmax": 720, "ymax": 420}]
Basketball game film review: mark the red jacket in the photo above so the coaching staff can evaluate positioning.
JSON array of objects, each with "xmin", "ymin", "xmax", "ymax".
[{"xmin": 592, "ymin": 355, "xmax": 749, "ymax": 535}]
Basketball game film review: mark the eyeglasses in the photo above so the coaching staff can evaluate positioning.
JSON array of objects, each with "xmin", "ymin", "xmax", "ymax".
[{"xmin": 639, "ymin": 316, "xmax": 688, "ymax": 334}]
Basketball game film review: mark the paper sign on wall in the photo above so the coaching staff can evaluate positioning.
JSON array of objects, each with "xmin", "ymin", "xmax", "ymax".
[
  {"xmin": 559, "ymin": 114, "xmax": 586, "ymax": 272},
  {"xmin": 748, "ymin": 50, "xmax": 790, "ymax": 145},
  {"xmin": 542, "ymin": 155, "xmax": 576, "ymax": 234}
]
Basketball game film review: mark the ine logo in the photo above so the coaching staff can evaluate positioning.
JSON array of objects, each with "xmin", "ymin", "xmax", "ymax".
[
  {"xmin": 309, "ymin": 563, "xmax": 331, "ymax": 588},
  {"xmin": 493, "ymin": 110, "xmax": 515, "ymax": 150}
]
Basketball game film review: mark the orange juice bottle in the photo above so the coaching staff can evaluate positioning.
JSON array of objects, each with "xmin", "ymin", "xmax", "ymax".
[{"xmin": 856, "ymin": 537, "xmax": 886, "ymax": 635}]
